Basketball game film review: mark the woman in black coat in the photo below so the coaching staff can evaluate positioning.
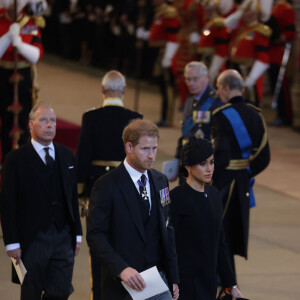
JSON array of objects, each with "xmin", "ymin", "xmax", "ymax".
[{"xmin": 170, "ymin": 138, "xmax": 244, "ymax": 300}]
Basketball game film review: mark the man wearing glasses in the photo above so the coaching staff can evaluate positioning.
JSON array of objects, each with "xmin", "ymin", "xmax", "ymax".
[{"xmin": 169, "ymin": 61, "xmax": 222, "ymax": 182}]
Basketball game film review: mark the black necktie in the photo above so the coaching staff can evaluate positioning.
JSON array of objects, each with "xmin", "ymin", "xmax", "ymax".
[
  {"xmin": 138, "ymin": 174, "xmax": 150, "ymax": 213},
  {"xmin": 44, "ymin": 147, "xmax": 55, "ymax": 169}
]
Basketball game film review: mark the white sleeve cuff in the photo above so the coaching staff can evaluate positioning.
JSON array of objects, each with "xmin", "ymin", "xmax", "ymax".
[
  {"xmin": 6, "ymin": 243, "xmax": 21, "ymax": 251},
  {"xmin": 76, "ymin": 235, "xmax": 82, "ymax": 243}
]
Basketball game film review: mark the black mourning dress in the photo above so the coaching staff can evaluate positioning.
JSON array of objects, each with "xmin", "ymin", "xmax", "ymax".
[{"xmin": 170, "ymin": 183, "xmax": 236, "ymax": 300}]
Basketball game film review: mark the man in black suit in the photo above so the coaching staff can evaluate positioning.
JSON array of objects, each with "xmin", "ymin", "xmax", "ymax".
[
  {"xmin": 0, "ymin": 103, "xmax": 82, "ymax": 300},
  {"xmin": 76, "ymin": 70, "xmax": 142, "ymax": 300},
  {"xmin": 87, "ymin": 119, "xmax": 179, "ymax": 300}
]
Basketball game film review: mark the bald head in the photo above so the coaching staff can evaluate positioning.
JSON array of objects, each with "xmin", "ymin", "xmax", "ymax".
[
  {"xmin": 216, "ymin": 69, "xmax": 244, "ymax": 103},
  {"xmin": 101, "ymin": 70, "xmax": 126, "ymax": 99}
]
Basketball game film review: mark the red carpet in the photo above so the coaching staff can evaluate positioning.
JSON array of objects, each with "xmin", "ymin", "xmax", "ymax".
[
  {"xmin": 54, "ymin": 118, "xmax": 81, "ymax": 155},
  {"xmin": 0, "ymin": 118, "xmax": 81, "ymax": 163}
]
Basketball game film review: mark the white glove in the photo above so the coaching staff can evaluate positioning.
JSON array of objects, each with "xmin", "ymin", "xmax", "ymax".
[
  {"xmin": 189, "ymin": 31, "xmax": 200, "ymax": 44},
  {"xmin": 0, "ymin": 32, "xmax": 11, "ymax": 58},
  {"xmin": 136, "ymin": 27, "xmax": 149, "ymax": 40},
  {"xmin": 224, "ymin": 10, "xmax": 243, "ymax": 30},
  {"xmin": 244, "ymin": 60, "xmax": 269, "ymax": 87},
  {"xmin": 12, "ymin": 36, "xmax": 40, "ymax": 64},
  {"xmin": 161, "ymin": 41, "xmax": 179, "ymax": 68},
  {"xmin": 209, "ymin": 55, "xmax": 226, "ymax": 84},
  {"xmin": 9, "ymin": 23, "xmax": 20, "ymax": 39}
]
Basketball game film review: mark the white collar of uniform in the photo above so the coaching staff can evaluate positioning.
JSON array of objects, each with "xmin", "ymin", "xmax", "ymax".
[
  {"xmin": 31, "ymin": 139, "xmax": 55, "ymax": 159},
  {"xmin": 124, "ymin": 159, "xmax": 149, "ymax": 184},
  {"xmin": 103, "ymin": 97, "xmax": 124, "ymax": 107}
]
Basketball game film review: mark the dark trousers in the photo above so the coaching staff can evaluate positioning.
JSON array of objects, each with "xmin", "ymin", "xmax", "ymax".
[
  {"xmin": 21, "ymin": 224, "xmax": 74, "ymax": 300},
  {"xmin": 90, "ymin": 249, "xmax": 102, "ymax": 300}
]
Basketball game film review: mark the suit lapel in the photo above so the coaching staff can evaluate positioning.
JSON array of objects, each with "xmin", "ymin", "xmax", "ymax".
[
  {"xmin": 24, "ymin": 143, "xmax": 47, "ymax": 186},
  {"xmin": 115, "ymin": 164, "xmax": 146, "ymax": 243}
]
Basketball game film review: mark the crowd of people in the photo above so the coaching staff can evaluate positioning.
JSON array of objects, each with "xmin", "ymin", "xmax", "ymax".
[
  {"xmin": 41, "ymin": 0, "xmax": 297, "ymax": 127},
  {"xmin": 0, "ymin": 0, "xmax": 296, "ymax": 299}
]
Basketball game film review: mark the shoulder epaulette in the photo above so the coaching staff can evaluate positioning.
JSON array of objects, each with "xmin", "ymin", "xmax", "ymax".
[
  {"xmin": 212, "ymin": 103, "xmax": 231, "ymax": 115},
  {"xmin": 246, "ymin": 103, "xmax": 262, "ymax": 112},
  {"xmin": 254, "ymin": 23, "xmax": 272, "ymax": 38},
  {"xmin": 33, "ymin": 16, "xmax": 46, "ymax": 28},
  {"xmin": 212, "ymin": 17, "xmax": 225, "ymax": 28},
  {"xmin": 157, "ymin": 3, "xmax": 178, "ymax": 19}
]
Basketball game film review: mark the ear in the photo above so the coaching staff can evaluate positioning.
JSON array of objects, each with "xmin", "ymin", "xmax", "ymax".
[
  {"xmin": 29, "ymin": 120, "xmax": 33, "ymax": 131},
  {"xmin": 125, "ymin": 142, "xmax": 133, "ymax": 153},
  {"xmin": 185, "ymin": 166, "xmax": 190, "ymax": 173}
]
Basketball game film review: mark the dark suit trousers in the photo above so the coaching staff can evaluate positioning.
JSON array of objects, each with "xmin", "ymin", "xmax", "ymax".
[{"xmin": 21, "ymin": 224, "xmax": 74, "ymax": 300}]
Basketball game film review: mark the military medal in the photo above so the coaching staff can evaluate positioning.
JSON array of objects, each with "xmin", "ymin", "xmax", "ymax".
[
  {"xmin": 159, "ymin": 187, "xmax": 171, "ymax": 207},
  {"xmin": 138, "ymin": 176, "xmax": 149, "ymax": 201}
]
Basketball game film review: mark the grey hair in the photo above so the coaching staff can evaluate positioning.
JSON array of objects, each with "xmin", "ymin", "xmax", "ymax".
[
  {"xmin": 29, "ymin": 102, "xmax": 54, "ymax": 120},
  {"xmin": 102, "ymin": 70, "xmax": 126, "ymax": 92},
  {"xmin": 184, "ymin": 61, "xmax": 208, "ymax": 76},
  {"xmin": 218, "ymin": 69, "xmax": 244, "ymax": 91}
]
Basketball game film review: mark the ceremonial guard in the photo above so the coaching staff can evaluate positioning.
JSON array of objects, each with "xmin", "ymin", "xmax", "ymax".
[
  {"xmin": 0, "ymin": 0, "xmax": 45, "ymax": 164},
  {"xmin": 225, "ymin": 0, "xmax": 273, "ymax": 104},
  {"xmin": 76, "ymin": 70, "xmax": 142, "ymax": 300},
  {"xmin": 147, "ymin": 0, "xmax": 180, "ymax": 127},
  {"xmin": 172, "ymin": 0, "xmax": 202, "ymax": 109},
  {"xmin": 212, "ymin": 69, "xmax": 270, "ymax": 277},
  {"xmin": 197, "ymin": 0, "xmax": 236, "ymax": 84},
  {"xmin": 268, "ymin": 0, "xmax": 296, "ymax": 126}
]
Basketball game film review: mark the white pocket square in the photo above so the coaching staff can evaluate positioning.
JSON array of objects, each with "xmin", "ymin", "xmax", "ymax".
[{"xmin": 68, "ymin": 166, "xmax": 74, "ymax": 169}]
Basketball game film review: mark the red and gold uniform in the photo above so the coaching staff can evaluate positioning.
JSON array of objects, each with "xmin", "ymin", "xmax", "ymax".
[
  {"xmin": 229, "ymin": 19, "xmax": 271, "ymax": 101},
  {"xmin": 197, "ymin": 1, "xmax": 236, "ymax": 84},
  {"xmin": 197, "ymin": 17, "xmax": 230, "ymax": 59},
  {"xmin": 229, "ymin": 20, "xmax": 270, "ymax": 65},
  {"xmin": 268, "ymin": 0, "xmax": 296, "ymax": 125},
  {"xmin": 0, "ymin": 9, "xmax": 44, "ymax": 163},
  {"xmin": 148, "ymin": 3, "xmax": 180, "ymax": 47},
  {"xmin": 172, "ymin": 0, "xmax": 203, "ymax": 107},
  {"xmin": 148, "ymin": 2, "xmax": 180, "ymax": 126}
]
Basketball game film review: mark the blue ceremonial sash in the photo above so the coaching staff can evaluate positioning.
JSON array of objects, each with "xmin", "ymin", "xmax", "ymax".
[
  {"xmin": 222, "ymin": 107, "xmax": 256, "ymax": 208},
  {"xmin": 182, "ymin": 97, "xmax": 215, "ymax": 138}
]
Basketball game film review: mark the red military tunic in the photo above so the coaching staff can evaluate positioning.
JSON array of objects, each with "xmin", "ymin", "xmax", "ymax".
[
  {"xmin": 148, "ymin": 3, "xmax": 180, "ymax": 47},
  {"xmin": 172, "ymin": 0, "xmax": 202, "ymax": 106},
  {"xmin": 0, "ymin": 10, "xmax": 44, "ymax": 64},
  {"xmin": 229, "ymin": 20, "xmax": 271, "ymax": 101},
  {"xmin": 229, "ymin": 20, "xmax": 271, "ymax": 65},
  {"xmin": 269, "ymin": 1, "xmax": 296, "ymax": 64},
  {"xmin": 197, "ymin": 17, "xmax": 231, "ymax": 58}
]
